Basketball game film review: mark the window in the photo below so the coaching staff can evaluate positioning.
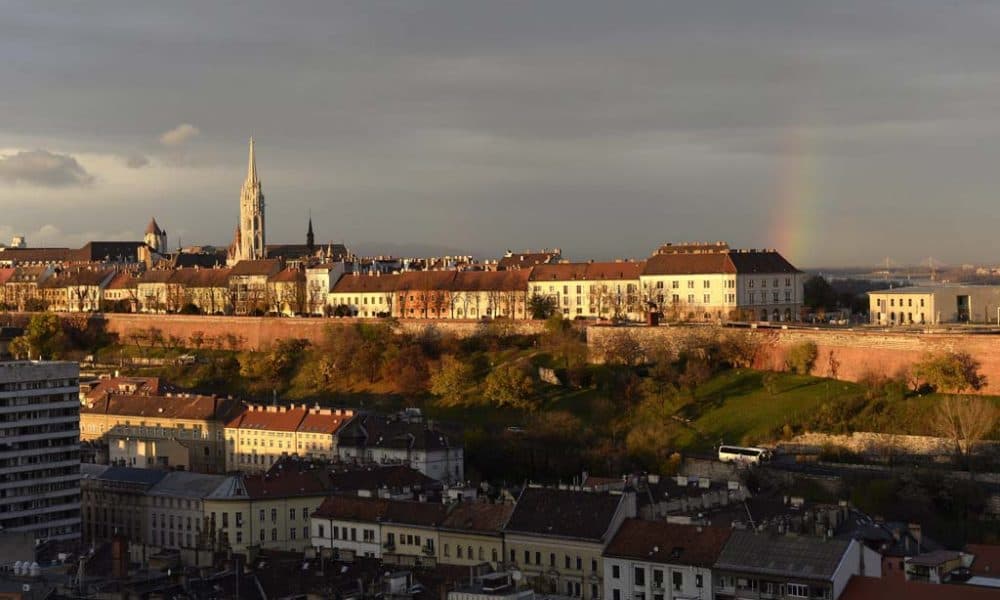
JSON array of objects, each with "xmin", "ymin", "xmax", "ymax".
[
  {"xmin": 687, "ymin": 280, "xmax": 694, "ymax": 289},
  {"xmin": 703, "ymin": 294, "xmax": 710, "ymax": 304},
  {"xmin": 318, "ymin": 524, "xmax": 325, "ymax": 538},
  {"xmin": 271, "ymin": 508, "xmax": 277, "ymax": 522},
  {"xmin": 271, "ymin": 528, "xmax": 278, "ymax": 541},
  {"xmin": 236, "ymin": 531, "xmax": 243, "ymax": 543},
  {"xmin": 613, "ymin": 591, "xmax": 621, "ymax": 600},
  {"xmin": 787, "ymin": 583, "xmax": 808, "ymax": 598},
  {"xmin": 671, "ymin": 281, "xmax": 679, "ymax": 289},
  {"xmin": 524, "ymin": 551, "xmax": 530, "ymax": 565},
  {"xmin": 235, "ymin": 512, "xmax": 243, "ymax": 527},
  {"xmin": 289, "ymin": 508, "xmax": 296, "ymax": 521},
  {"xmin": 536, "ymin": 552, "xmax": 541, "ymax": 565},
  {"xmin": 576, "ymin": 557, "xmax": 582, "ymax": 571},
  {"xmin": 695, "ymin": 575, "xmax": 703, "ymax": 588},
  {"xmin": 260, "ymin": 529, "xmax": 265, "ymax": 541},
  {"xmin": 634, "ymin": 567, "xmax": 645, "ymax": 585},
  {"xmin": 550, "ymin": 553, "xmax": 556, "ymax": 567},
  {"xmin": 687, "ymin": 294, "xmax": 695, "ymax": 304},
  {"xmin": 612, "ymin": 565, "xmax": 620, "ymax": 579},
  {"xmin": 259, "ymin": 509, "xmax": 265, "ymax": 522},
  {"xmin": 672, "ymin": 572, "xmax": 682, "ymax": 591},
  {"xmin": 290, "ymin": 528, "xmax": 296, "ymax": 540},
  {"xmin": 303, "ymin": 507, "xmax": 309, "ymax": 520},
  {"xmin": 592, "ymin": 559, "xmax": 598, "ymax": 573},
  {"xmin": 222, "ymin": 513, "xmax": 228, "ymax": 528},
  {"xmin": 703, "ymin": 280, "xmax": 710, "ymax": 288}
]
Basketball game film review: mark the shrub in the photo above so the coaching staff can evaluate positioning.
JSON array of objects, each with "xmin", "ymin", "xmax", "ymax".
[{"xmin": 785, "ymin": 341, "xmax": 818, "ymax": 375}]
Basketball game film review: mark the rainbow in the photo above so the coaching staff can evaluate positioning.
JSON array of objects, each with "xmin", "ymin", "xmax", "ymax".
[{"xmin": 770, "ymin": 127, "xmax": 820, "ymax": 265}]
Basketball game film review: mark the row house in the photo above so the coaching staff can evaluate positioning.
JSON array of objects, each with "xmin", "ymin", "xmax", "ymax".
[
  {"xmin": 168, "ymin": 266, "xmax": 232, "ymax": 314},
  {"xmin": 603, "ymin": 519, "xmax": 730, "ymax": 600},
  {"xmin": 267, "ymin": 267, "xmax": 307, "ymax": 316},
  {"xmin": 37, "ymin": 267, "xmax": 116, "ymax": 312},
  {"xmin": 336, "ymin": 412, "xmax": 464, "ymax": 484},
  {"xmin": 224, "ymin": 403, "xmax": 355, "ymax": 473},
  {"xmin": 228, "ymin": 258, "xmax": 282, "ymax": 314},
  {"xmin": 80, "ymin": 459, "xmax": 440, "ymax": 559},
  {"xmin": 712, "ymin": 530, "xmax": 881, "ymax": 600},
  {"xmin": 305, "ymin": 262, "xmax": 350, "ymax": 315},
  {"xmin": 310, "ymin": 496, "xmax": 449, "ymax": 565},
  {"xmin": 103, "ymin": 271, "xmax": 139, "ymax": 312},
  {"xmin": 330, "ymin": 269, "xmax": 532, "ymax": 320},
  {"xmin": 0, "ymin": 265, "xmax": 56, "ymax": 311},
  {"xmin": 530, "ymin": 261, "xmax": 646, "ymax": 320},
  {"xmin": 640, "ymin": 243, "xmax": 804, "ymax": 323},
  {"xmin": 503, "ymin": 487, "xmax": 637, "ymax": 600},
  {"xmin": 439, "ymin": 501, "xmax": 514, "ymax": 569},
  {"xmin": 80, "ymin": 378, "xmax": 244, "ymax": 473}
]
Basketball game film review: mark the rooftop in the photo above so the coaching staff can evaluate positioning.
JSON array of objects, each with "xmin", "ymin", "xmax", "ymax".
[
  {"xmin": 714, "ymin": 531, "xmax": 852, "ymax": 581},
  {"xmin": 604, "ymin": 519, "xmax": 731, "ymax": 568},
  {"xmin": 504, "ymin": 487, "xmax": 626, "ymax": 542}
]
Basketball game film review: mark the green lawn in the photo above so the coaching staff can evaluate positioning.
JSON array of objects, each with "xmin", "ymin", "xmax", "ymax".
[{"xmin": 675, "ymin": 370, "xmax": 863, "ymax": 450}]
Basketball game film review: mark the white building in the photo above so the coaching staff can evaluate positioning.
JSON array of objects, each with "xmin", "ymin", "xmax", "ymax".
[
  {"xmin": 603, "ymin": 519, "xmax": 729, "ymax": 600},
  {"xmin": 640, "ymin": 243, "xmax": 804, "ymax": 322},
  {"xmin": 311, "ymin": 496, "xmax": 387, "ymax": 558},
  {"xmin": 336, "ymin": 412, "xmax": 464, "ymax": 484},
  {"xmin": 0, "ymin": 361, "xmax": 82, "ymax": 542},
  {"xmin": 530, "ymin": 261, "xmax": 645, "ymax": 321},
  {"xmin": 868, "ymin": 285, "xmax": 1000, "ymax": 325}
]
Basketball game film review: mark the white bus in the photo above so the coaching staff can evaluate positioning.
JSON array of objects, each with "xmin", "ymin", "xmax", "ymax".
[{"xmin": 718, "ymin": 445, "xmax": 771, "ymax": 464}]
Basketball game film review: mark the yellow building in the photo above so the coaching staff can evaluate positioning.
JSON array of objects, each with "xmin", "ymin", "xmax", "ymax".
[
  {"xmin": 503, "ymin": 488, "xmax": 636, "ymax": 600},
  {"xmin": 80, "ymin": 376, "xmax": 243, "ymax": 473},
  {"xmin": 224, "ymin": 404, "xmax": 355, "ymax": 473},
  {"xmin": 439, "ymin": 502, "xmax": 513, "ymax": 568}
]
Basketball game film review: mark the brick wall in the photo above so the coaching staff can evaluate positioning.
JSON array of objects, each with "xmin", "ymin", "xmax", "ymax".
[
  {"xmin": 587, "ymin": 325, "xmax": 1000, "ymax": 395},
  {"xmin": 17, "ymin": 313, "xmax": 545, "ymax": 350}
]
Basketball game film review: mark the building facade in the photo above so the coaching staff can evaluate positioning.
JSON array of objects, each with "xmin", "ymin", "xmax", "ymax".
[
  {"xmin": 0, "ymin": 361, "xmax": 82, "ymax": 543},
  {"xmin": 224, "ymin": 404, "xmax": 355, "ymax": 473},
  {"xmin": 868, "ymin": 285, "xmax": 1000, "ymax": 325}
]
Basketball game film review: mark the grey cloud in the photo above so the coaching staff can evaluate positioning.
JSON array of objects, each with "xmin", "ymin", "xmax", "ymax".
[
  {"xmin": 3, "ymin": 1, "xmax": 1000, "ymax": 266},
  {"xmin": 159, "ymin": 124, "xmax": 200, "ymax": 146},
  {"xmin": 123, "ymin": 153, "xmax": 150, "ymax": 169},
  {"xmin": 0, "ymin": 150, "xmax": 94, "ymax": 187}
]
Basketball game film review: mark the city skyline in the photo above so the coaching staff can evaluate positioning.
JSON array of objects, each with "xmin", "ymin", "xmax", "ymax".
[{"xmin": 5, "ymin": 1, "xmax": 1000, "ymax": 268}]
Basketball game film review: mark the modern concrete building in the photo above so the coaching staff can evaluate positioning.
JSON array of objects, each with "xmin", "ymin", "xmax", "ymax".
[
  {"xmin": 0, "ymin": 361, "xmax": 81, "ymax": 543},
  {"xmin": 868, "ymin": 285, "xmax": 1000, "ymax": 325}
]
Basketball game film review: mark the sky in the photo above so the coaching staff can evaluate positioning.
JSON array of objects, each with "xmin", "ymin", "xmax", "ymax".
[{"xmin": 2, "ymin": 1, "xmax": 1000, "ymax": 268}]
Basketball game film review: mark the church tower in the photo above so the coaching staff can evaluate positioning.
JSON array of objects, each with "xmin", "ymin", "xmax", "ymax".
[
  {"xmin": 144, "ymin": 218, "xmax": 167, "ymax": 254},
  {"xmin": 239, "ymin": 138, "xmax": 266, "ymax": 260}
]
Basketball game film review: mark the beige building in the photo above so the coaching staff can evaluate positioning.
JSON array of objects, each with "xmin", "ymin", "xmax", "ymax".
[
  {"xmin": 224, "ymin": 404, "xmax": 355, "ymax": 473},
  {"xmin": 439, "ymin": 502, "xmax": 513, "ymax": 568},
  {"xmin": 202, "ymin": 469, "xmax": 327, "ymax": 555},
  {"xmin": 80, "ymin": 377, "xmax": 244, "ymax": 473},
  {"xmin": 503, "ymin": 488, "xmax": 636, "ymax": 600},
  {"xmin": 640, "ymin": 243, "xmax": 804, "ymax": 322},
  {"xmin": 530, "ymin": 262, "xmax": 645, "ymax": 321},
  {"xmin": 868, "ymin": 285, "xmax": 1000, "ymax": 325},
  {"xmin": 228, "ymin": 258, "xmax": 282, "ymax": 314}
]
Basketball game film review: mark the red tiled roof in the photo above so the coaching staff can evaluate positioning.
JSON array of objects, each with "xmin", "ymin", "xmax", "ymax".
[
  {"xmin": 840, "ymin": 576, "xmax": 1000, "ymax": 600},
  {"xmin": 230, "ymin": 259, "xmax": 282, "ymax": 277},
  {"xmin": 313, "ymin": 495, "xmax": 389, "ymax": 521},
  {"xmin": 226, "ymin": 405, "xmax": 308, "ymax": 431},
  {"xmin": 643, "ymin": 252, "xmax": 736, "ymax": 276},
  {"xmin": 106, "ymin": 271, "xmax": 138, "ymax": 290},
  {"xmin": 82, "ymin": 392, "xmax": 243, "ymax": 421},
  {"xmin": 169, "ymin": 267, "xmax": 232, "ymax": 287},
  {"xmin": 244, "ymin": 469, "xmax": 331, "ymax": 499},
  {"xmin": 604, "ymin": 519, "xmax": 731, "ymax": 568},
  {"xmin": 530, "ymin": 262, "xmax": 644, "ymax": 282},
  {"xmin": 269, "ymin": 268, "xmax": 306, "ymax": 283},
  {"xmin": 440, "ymin": 502, "xmax": 514, "ymax": 533},
  {"xmin": 298, "ymin": 409, "xmax": 355, "ymax": 434}
]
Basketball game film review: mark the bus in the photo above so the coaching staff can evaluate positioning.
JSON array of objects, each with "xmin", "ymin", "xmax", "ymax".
[{"xmin": 718, "ymin": 445, "xmax": 771, "ymax": 464}]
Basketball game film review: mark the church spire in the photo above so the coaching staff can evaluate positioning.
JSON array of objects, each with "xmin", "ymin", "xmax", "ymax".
[
  {"xmin": 247, "ymin": 137, "xmax": 258, "ymax": 184},
  {"xmin": 306, "ymin": 212, "xmax": 315, "ymax": 253}
]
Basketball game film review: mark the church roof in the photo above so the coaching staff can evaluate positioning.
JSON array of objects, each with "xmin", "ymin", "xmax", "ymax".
[{"xmin": 145, "ymin": 218, "xmax": 163, "ymax": 235}]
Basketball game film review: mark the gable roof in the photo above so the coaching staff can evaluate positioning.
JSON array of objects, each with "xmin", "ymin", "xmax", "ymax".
[
  {"xmin": 727, "ymin": 250, "xmax": 800, "ymax": 274},
  {"xmin": 230, "ymin": 259, "xmax": 282, "ymax": 277},
  {"xmin": 643, "ymin": 251, "xmax": 736, "ymax": 276},
  {"xmin": 714, "ymin": 531, "xmax": 851, "ymax": 581},
  {"xmin": 440, "ymin": 502, "xmax": 514, "ymax": 533},
  {"xmin": 504, "ymin": 487, "xmax": 625, "ymax": 542},
  {"xmin": 530, "ymin": 262, "xmax": 644, "ymax": 282},
  {"xmin": 604, "ymin": 519, "xmax": 731, "ymax": 568},
  {"xmin": 82, "ymin": 392, "xmax": 242, "ymax": 422}
]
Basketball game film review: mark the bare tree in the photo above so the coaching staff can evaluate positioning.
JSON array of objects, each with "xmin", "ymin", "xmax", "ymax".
[{"xmin": 932, "ymin": 396, "xmax": 999, "ymax": 460}]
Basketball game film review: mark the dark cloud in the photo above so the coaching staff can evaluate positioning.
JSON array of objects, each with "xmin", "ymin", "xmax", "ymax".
[
  {"xmin": 0, "ymin": 150, "xmax": 93, "ymax": 187},
  {"xmin": 3, "ymin": 1, "xmax": 1000, "ymax": 266}
]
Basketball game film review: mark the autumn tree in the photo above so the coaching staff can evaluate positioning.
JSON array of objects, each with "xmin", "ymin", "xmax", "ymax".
[
  {"xmin": 785, "ymin": 341, "xmax": 818, "ymax": 375},
  {"xmin": 13, "ymin": 314, "xmax": 68, "ymax": 359},
  {"xmin": 912, "ymin": 351, "xmax": 987, "ymax": 394},
  {"xmin": 430, "ymin": 355, "xmax": 475, "ymax": 405},
  {"xmin": 599, "ymin": 330, "xmax": 644, "ymax": 366},
  {"xmin": 483, "ymin": 363, "xmax": 537, "ymax": 410},
  {"xmin": 528, "ymin": 294, "xmax": 558, "ymax": 320}
]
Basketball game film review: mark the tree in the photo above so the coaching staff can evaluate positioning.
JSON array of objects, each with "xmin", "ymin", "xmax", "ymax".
[
  {"xmin": 483, "ymin": 363, "xmax": 536, "ymax": 410},
  {"xmin": 931, "ymin": 396, "xmax": 999, "ymax": 460},
  {"xmin": 785, "ymin": 341, "xmax": 818, "ymax": 375},
  {"xmin": 15, "ymin": 313, "xmax": 68, "ymax": 359},
  {"xmin": 430, "ymin": 355, "xmax": 475, "ymax": 405},
  {"xmin": 912, "ymin": 351, "xmax": 987, "ymax": 393},
  {"xmin": 803, "ymin": 275, "xmax": 838, "ymax": 312},
  {"xmin": 239, "ymin": 338, "xmax": 309, "ymax": 396},
  {"xmin": 528, "ymin": 294, "xmax": 558, "ymax": 320}
]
